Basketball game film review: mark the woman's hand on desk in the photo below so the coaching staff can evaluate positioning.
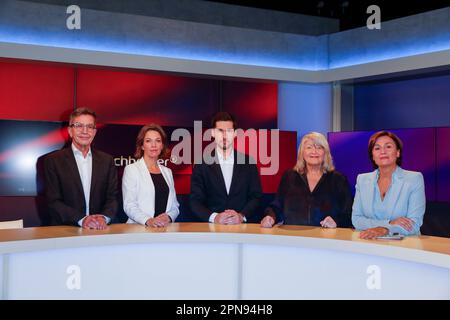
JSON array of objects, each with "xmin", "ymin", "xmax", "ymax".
[
  {"xmin": 359, "ymin": 227, "xmax": 389, "ymax": 239},
  {"xmin": 260, "ymin": 215, "xmax": 275, "ymax": 228},
  {"xmin": 389, "ymin": 217, "xmax": 414, "ymax": 231},
  {"xmin": 320, "ymin": 216, "xmax": 337, "ymax": 228},
  {"xmin": 146, "ymin": 213, "xmax": 171, "ymax": 228}
]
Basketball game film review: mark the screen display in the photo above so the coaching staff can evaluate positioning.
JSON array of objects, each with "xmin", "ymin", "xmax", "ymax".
[
  {"xmin": 0, "ymin": 120, "xmax": 297, "ymax": 196},
  {"xmin": 328, "ymin": 128, "xmax": 438, "ymax": 201},
  {"xmin": 0, "ymin": 120, "xmax": 67, "ymax": 196}
]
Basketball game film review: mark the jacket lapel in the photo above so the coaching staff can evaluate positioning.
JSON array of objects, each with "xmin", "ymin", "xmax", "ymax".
[
  {"xmin": 89, "ymin": 149, "xmax": 100, "ymax": 202},
  {"xmin": 158, "ymin": 162, "xmax": 173, "ymax": 212},
  {"xmin": 136, "ymin": 158, "xmax": 156, "ymax": 215},
  {"xmin": 137, "ymin": 158, "xmax": 153, "ymax": 188},
  {"xmin": 64, "ymin": 148, "xmax": 84, "ymax": 198},
  {"xmin": 229, "ymin": 151, "xmax": 241, "ymax": 196},
  {"xmin": 363, "ymin": 170, "xmax": 377, "ymax": 213},
  {"xmin": 385, "ymin": 167, "xmax": 405, "ymax": 216},
  {"xmin": 211, "ymin": 150, "xmax": 228, "ymax": 196}
]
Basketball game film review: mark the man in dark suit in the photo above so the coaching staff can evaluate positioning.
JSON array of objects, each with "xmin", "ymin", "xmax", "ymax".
[
  {"xmin": 44, "ymin": 108, "xmax": 118, "ymax": 229},
  {"xmin": 190, "ymin": 112, "xmax": 262, "ymax": 224}
]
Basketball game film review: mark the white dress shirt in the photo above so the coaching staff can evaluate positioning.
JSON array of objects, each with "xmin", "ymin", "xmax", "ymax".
[
  {"xmin": 217, "ymin": 148, "xmax": 234, "ymax": 194},
  {"xmin": 209, "ymin": 148, "xmax": 235, "ymax": 223},
  {"xmin": 71, "ymin": 144, "xmax": 110, "ymax": 226}
]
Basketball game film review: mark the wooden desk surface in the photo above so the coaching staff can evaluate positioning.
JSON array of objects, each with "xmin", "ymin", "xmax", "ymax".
[{"xmin": 0, "ymin": 223, "xmax": 449, "ymax": 268}]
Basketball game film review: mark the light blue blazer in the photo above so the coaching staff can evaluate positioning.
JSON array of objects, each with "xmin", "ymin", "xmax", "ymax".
[
  {"xmin": 352, "ymin": 166, "xmax": 426, "ymax": 235},
  {"xmin": 122, "ymin": 158, "xmax": 179, "ymax": 225}
]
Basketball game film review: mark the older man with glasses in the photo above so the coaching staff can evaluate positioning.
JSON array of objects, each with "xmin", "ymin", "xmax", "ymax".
[{"xmin": 43, "ymin": 107, "xmax": 118, "ymax": 229}]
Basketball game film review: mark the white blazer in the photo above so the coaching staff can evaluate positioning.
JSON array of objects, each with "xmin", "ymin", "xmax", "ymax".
[{"xmin": 122, "ymin": 158, "xmax": 179, "ymax": 225}]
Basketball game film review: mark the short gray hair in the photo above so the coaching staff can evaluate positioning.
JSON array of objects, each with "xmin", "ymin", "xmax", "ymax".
[{"xmin": 293, "ymin": 132, "xmax": 335, "ymax": 174}]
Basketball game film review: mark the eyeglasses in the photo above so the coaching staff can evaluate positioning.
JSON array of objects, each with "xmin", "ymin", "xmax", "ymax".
[
  {"xmin": 304, "ymin": 144, "xmax": 324, "ymax": 151},
  {"xmin": 70, "ymin": 122, "xmax": 96, "ymax": 131}
]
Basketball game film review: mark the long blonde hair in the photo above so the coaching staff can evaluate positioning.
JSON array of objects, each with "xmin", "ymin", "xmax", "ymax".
[{"xmin": 293, "ymin": 132, "xmax": 335, "ymax": 174}]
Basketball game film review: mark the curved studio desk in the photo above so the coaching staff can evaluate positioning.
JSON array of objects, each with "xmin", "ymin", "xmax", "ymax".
[{"xmin": 0, "ymin": 223, "xmax": 449, "ymax": 299}]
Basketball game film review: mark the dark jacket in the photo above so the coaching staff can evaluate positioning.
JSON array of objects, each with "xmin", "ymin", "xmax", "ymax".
[
  {"xmin": 265, "ymin": 169, "xmax": 353, "ymax": 227},
  {"xmin": 190, "ymin": 150, "xmax": 262, "ymax": 221},
  {"xmin": 43, "ymin": 147, "xmax": 119, "ymax": 225}
]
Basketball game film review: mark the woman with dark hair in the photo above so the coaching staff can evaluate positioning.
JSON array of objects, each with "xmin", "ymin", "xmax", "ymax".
[
  {"xmin": 352, "ymin": 131, "xmax": 426, "ymax": 239},
  {"xmin": 122, "ymin": 124, "xmax": 179, "ymax": 227}
]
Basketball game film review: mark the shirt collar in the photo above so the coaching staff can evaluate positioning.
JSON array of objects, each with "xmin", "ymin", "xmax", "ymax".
[
  {"xmin": 71, "ymin": 143, "xmax": 92, "ymax": 158},
  {"xmin": 216, "ymin": 148, "xmax": 234, "ymax": 163},
  {"xmin": 375, "ymin": 165, "xmax": 401, "ymax": 181}
]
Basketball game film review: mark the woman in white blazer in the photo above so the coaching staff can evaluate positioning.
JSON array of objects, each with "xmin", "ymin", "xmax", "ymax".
[{"xmin": 122, "ymin": 124, "xmax": 179, "ymax": 227}]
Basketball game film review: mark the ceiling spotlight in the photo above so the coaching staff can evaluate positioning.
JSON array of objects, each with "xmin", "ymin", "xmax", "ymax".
[
  {"xmin": 317, "ymin": 1, "xmax": 324, "ymax": 15},
  {"xmin": 341, "ymin": 1, "xmax": 349, "ymax": 14}
]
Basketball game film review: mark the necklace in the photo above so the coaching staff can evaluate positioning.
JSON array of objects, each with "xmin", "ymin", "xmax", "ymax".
[{"xmin": 144, "ymin": 159, "xmax": 159, "ymax": 173}]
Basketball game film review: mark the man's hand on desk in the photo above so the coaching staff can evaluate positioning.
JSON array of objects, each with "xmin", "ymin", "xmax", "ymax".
[
  {"xmin": 214, "ymin": 210, "xmax": 244, "ymax": 225},
  {"xmin": 260, "ymin": 215, "xmax": 275, "ymax": 228},
  {"xmin": 82, "ymin": 215, "xmax": 107, "ymax": 230}
]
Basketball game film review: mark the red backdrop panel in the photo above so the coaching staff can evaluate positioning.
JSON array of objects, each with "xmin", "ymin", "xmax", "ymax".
[
  {"xmin": 222, "ymin": 80, "xmax": 278, "ymax": 129},
  {"xmin": 76, "ymin": 67, "xmax": 219, "ymax": 126},
  {"xmin": 0, "ymin": 59, "xmax": 74, "ymax": 121},
  {"xmin": 169, "ymin": 130, "xmax": 297, "ymax": 194},
  {"xmin": 235, "ymin": 130, "xmax": 297, "ymax": 194}
]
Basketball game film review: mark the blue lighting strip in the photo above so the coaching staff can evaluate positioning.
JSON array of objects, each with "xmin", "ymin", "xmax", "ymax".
[
  {"xmin": 329, "ymin": 38, "xmax": 450, "ymax": 69},
  {"xmin": 0, "ymin": 22, "xmax": 450, "ymax": 71},
  {"xmin": 0, "ymin": 25, "xmax": 326, "ymax": 71}
]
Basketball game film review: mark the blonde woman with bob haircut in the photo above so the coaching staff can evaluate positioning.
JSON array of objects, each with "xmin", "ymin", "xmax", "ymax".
[{"xmin": 261, "ymin": 132, "xmax": 352, "ymax": 228}]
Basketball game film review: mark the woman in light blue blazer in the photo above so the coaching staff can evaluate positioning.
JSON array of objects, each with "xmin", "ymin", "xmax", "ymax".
[
  {"xmin": 122, "ymin": 124, "xmax": 179, "ymax": 227},
  {"xmin": 352, "ymin": 131, "xmax": 425, "ymax": 239}
]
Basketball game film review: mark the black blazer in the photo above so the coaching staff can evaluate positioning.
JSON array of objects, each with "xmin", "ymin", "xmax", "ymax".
[
  {"xmin": 190, "ymin": 151, "xmax": 262, "ymax": 221},
  {"xmin": 265, "ymin": 169, "xmax": 353, "ymax": 228},
  {"xmin": 43, "ymin": 147, "xmax": 119, "ymax": 226}
]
